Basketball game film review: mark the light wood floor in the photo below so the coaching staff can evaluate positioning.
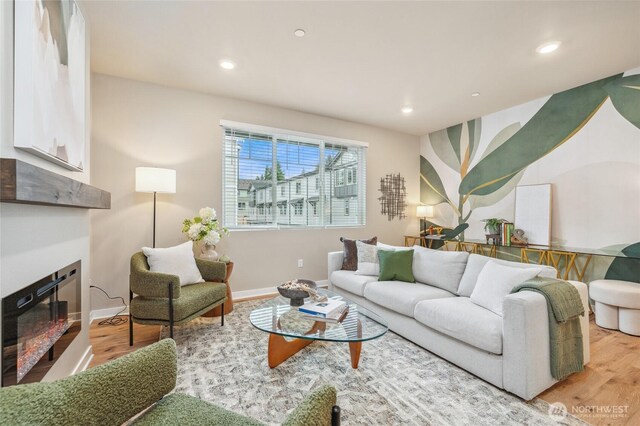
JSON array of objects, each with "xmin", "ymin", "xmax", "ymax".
[{"xmin": 89, "ymin": 309, "xmax": 640, "ymax": 425}]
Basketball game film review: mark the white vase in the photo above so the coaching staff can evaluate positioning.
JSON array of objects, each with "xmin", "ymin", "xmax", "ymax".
[{"xmin": 200, "ymin": 243, "xmax": 219, "ymax": 261}]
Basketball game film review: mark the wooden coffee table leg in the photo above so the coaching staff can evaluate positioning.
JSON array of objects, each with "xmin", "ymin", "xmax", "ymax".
[
  {"xmin": 348, "ymin": 319, "xmax": 363, "ymax": 369},
  {"xmin": 349, "ymin": 341, "xmax": 362, "ymax": 368},
  {"xmin": 268, "ymin": 334, "xmax": 314, "ymax": 368}
]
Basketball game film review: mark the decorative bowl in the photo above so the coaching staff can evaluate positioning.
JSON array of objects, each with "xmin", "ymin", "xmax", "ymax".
[{"xmin": 277, "ymin": 279, "xmax": 317, "ymax": 307}]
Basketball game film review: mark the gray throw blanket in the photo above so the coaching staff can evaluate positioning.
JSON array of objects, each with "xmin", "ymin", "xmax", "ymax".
[{"xmin": 511, "ymin": 276, "xmax": 585, "ymax": 380}]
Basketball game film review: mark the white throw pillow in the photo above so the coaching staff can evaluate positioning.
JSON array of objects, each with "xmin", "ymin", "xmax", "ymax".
[
  {"xmin": 470, "ymin": 261, "xmax": 542, "ymax": 316},
  {"xmin": 377, "ymin": 242, "xmax": 413, "ymax": 251},
  {"xmin": 142, "ymin": 241, "xmax": 204, "ymax": 286},
  {"xmin": 355, "ymin": 240, "xmax": 380, "ymax": 276}
]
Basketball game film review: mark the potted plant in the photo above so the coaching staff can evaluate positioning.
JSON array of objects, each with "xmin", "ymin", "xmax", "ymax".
[
  {"xmin": 482, "ymin": 218, "xmax": 505, "ymax": 235},
  {"xmin": 182, "ymin": 207, "xmax": 229, "ymax": 261}
]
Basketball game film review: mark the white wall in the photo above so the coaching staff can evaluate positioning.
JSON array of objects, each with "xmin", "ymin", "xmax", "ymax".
[
  {"xmin": 0, "ymin": 1, "xmax": 92, "ymax": 380},
  {"xmin": 90, "ymin": 74, "xmax": 419, "ymax": 310}
]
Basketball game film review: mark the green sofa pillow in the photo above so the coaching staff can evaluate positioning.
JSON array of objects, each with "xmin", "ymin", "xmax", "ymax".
[{"xmin": 378, "ymin": 249, "xmax": 415, "ymax": 282}]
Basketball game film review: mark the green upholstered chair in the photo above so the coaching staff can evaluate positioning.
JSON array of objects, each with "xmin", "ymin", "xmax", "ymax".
[
  {"xmin": 0, "ymin": 339, "xmax": 341, "ymax": 426},
  {"xmin": 129, "ymin": 252, "xmax": 227, "ymax": 345}
]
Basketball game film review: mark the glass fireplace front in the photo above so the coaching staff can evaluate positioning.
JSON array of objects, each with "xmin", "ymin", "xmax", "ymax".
[{"xmin": 2, "ymin": 260, "xmax": 81, "ymax": 387}]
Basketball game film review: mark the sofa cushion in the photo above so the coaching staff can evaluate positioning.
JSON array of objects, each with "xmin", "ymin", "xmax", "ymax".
[
  {"xmin": 414, "ymin": 297, "xmax": 503, "ymax": 355},
  {"xmin": 470, "ymin": 261, "xmax": 542, "ymax": 316},
  {"xmin": 411, "ymin": 245, "xmax": 469, "ymax": 293},
  {"xmin": 378, "ymin": 249, "xmax": 415, "ymax": 282},
  {"xmin": 364, "ymin": 281, "xmax": 454, "ymax": 317},
  {"xmin": 457, "ymin": 254, "xmax": 557, "ymax": 297},
  {"xmin": 330, "ymin": 270, "xmax": 378, "ymax": 296},
  {"xmin": 377, "ymin": 242, "xmax": 413, "ymax": 251}
]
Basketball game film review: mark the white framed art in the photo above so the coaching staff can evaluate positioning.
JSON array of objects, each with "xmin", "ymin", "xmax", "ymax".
[
  {"xmin": 514, "ymin": 184, "xmax": 552, "ymax": 246},
  {"xmin": 14, "ymin": 0, "xmax": 86, "ymax": 171}
]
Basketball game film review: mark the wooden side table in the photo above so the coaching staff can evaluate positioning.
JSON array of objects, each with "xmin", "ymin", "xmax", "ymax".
[{"xmin": 203, "ymin": 262, "xmax": 234, "ymax": 317}]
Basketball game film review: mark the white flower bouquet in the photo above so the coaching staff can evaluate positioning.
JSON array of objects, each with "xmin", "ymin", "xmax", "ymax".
[{"xmin": 182, "ymin": 207, "xmax": 229, "ymax": 247}]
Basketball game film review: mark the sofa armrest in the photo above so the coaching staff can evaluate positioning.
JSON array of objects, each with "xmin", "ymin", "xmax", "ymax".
[
  {"xmin": 502, "ymin": 281, "xmax": 590, "ymax": 400},
  {"xmin": 327, "ymin": 251, "xmax": 343, "ymax": 285},
  {"xmin": 0, "ymin": 339, "xmax": 177, "ymax": 426},
  {"xmin": 282, "ymin": 385, "xmax": 337, "ymax": 426}
]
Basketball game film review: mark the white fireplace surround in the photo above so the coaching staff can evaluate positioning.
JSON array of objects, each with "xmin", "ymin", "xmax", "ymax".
[{"xmin": 0, "ymin": 1, "xmax": 94, "ymax": 382}]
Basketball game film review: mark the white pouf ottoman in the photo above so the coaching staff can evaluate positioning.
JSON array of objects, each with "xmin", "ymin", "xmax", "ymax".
[{"xmin": 590, "ymin": 280, "xmax": 640, "ymax": 336}]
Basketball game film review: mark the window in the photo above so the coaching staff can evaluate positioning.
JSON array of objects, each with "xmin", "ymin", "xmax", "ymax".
[{"xmin": 222, "ymin": 121, "xmax": 367, "ymax": 229}]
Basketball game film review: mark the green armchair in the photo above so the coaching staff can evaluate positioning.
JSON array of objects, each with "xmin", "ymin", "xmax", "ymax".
[
  {"xmin": 0, "ymin": 339, "xmax": 340, "ymax": 426},
  {"xmin": 129, "ymin": 252, "xmax": 228, "ymax": 345}
]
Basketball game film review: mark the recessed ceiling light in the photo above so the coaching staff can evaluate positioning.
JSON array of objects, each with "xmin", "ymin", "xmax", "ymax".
[
  {"xmin": 471, "ymin": 92, "xmax": 481, "ymax": 97},
  {"xmin": 220, "ymin": 60, "xmax": 235, "ymax": 70},
  {"xmin": 536, "ymin": 41, "xmax": 561, "ymax": 54},
  {"xmin": 294, "ymin": 29, "xmax": 306, "ymax": 37},
  {"xmin": 401, "ymin": 107, "xmax": 413, "ymax": 114}
]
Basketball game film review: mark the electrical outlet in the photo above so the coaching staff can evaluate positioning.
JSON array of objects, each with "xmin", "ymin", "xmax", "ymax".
[{"xmin": 297, "ymin": 259, "xmax": 304, "ymax": 268}]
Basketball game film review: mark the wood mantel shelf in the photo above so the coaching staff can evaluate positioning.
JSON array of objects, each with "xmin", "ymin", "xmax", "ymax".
[{"xmin": 1, "ymin": 158, "xmax": 111, "ymax": 209}]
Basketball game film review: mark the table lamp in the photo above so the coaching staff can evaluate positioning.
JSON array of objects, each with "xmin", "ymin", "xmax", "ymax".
[
  {"xmin": 135, "ymin": 167, "xmax": 176, "ymax": 248},
  {"xmin": 417, "ymin": 205, "xmax": 434, "ymax": 235}
]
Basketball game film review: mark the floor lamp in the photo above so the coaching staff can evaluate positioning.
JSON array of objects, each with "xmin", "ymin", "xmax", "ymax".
[{"xmin": 135, "ymin": 167, "xmax": 176, "ymax": 248}]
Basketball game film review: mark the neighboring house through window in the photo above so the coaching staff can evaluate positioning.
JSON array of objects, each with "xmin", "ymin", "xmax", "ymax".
[{"xmin": 222, "ymin": 121, "xmax": 367, "ymax": 229}]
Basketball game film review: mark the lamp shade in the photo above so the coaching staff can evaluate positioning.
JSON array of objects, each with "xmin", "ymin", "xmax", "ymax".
[
  {"xmin": 417, "ymin": 205, "xmax": 434, "ymax": 218},
  {"xmin": 135, "ymin": 167, "xmax": 176, "ymax": 193}
]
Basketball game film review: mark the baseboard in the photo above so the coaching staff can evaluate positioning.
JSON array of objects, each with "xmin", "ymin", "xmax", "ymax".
[
  {"xmin": 90, "ymin": 306, "xmax": 128, "ymax": 323},
  {"xmin": 233, "ymin": 280, "xmax": 329, "ymax": 301},
  {"xmin": 72, "ymin": 345, "xmax": 93, "ymax": 374}
]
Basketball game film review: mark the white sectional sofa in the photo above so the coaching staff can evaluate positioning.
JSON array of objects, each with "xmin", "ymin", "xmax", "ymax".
[{"xmin": 328, "ymin": 246, "xmax": 590, "ymax": 400}]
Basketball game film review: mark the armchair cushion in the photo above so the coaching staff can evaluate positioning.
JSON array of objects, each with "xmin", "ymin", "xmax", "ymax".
[
  {"xmin": 131, "ymin": 281, "xmax": 227, "ymax": 323},
  {"xmin": 142, "ymin": 241, "xmax": 204, "ymax": 286},
  {"xmin": 133, "ymin": 393, "xmax": 264, "ymax": 426}
]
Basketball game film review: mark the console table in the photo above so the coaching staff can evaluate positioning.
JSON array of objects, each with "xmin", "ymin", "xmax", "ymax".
[{"xmin": 404, "ymin": 236, "xmax": 639, "ymax": 282}]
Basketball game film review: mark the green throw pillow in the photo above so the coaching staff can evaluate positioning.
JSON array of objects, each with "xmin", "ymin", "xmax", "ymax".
[{"xmin": 378, "ymin": 249, "xmax": 415, "ymax": 282}]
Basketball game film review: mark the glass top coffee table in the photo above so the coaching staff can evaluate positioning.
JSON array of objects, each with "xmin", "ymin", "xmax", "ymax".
[{"xmin": 249, "ymin": 289, "xmax": 388, "ymax": 369}]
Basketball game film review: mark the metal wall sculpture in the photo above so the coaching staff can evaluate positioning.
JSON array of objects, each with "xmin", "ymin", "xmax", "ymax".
[{"xmin": 378, "ymin": 173, "xmax": 406, "ymax": 221}]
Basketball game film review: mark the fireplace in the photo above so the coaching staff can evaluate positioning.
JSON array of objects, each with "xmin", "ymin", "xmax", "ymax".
[{"xmin": 2, "ymin": 260, "xmax": 82, "ymax": 387}]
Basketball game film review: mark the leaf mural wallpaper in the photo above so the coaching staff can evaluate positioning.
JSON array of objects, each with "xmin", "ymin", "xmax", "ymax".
[{"xmin": 420, "ymin": 69, "xmax": 640, "ymax": 282}]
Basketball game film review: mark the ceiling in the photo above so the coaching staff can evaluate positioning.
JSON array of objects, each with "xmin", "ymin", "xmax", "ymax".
[{"xmin": 82, "ymin": 1, "xmax": 640, "ymax": 136}]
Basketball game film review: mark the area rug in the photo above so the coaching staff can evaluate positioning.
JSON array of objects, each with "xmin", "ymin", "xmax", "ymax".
[{"xmin": 161, "ymin": 300, "xmax": 585, "ymax": 425}]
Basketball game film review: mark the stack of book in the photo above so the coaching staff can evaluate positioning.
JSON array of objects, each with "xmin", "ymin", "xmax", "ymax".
[
  {"xmin": 501, "ymin": 222, "xmax": 514, "ymax": 246},
  {"xmin": 299, "ymin": 299, "xmax": 349, "ymax": 323}
]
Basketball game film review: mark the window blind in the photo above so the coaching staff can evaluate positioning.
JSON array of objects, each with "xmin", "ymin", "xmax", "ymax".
[{"xmin": 222, "ymin": 123, "xmax": 367, "ymax": 229}]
